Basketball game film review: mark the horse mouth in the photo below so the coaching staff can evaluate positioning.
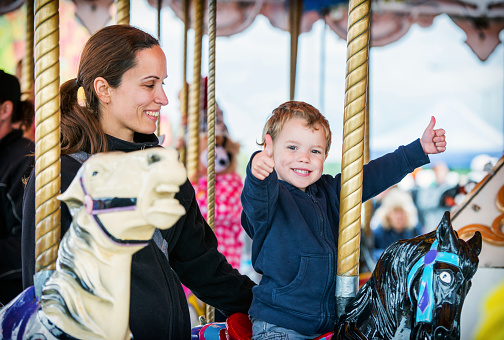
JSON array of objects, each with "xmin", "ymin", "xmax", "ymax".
[{"xmin": 143, "ymin": 183, "xmax": 185, "ymax": 229}]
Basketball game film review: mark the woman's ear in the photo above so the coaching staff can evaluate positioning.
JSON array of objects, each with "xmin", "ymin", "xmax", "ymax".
[{"xmin": 94, "ymin": 77, "xmax": 111, "ymax": 104}]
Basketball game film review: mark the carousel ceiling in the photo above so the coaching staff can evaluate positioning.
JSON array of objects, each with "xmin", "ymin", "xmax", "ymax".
[{"xmin": 1, "ymin": 0, "xmax": 503, "ymax": 61}]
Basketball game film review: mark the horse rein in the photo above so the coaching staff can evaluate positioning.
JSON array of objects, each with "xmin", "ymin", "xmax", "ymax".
[
  {"xmin": 78, "ymin": 169, "xmax": 149, "ymax": 245},
  {"xmin": 406, "ymin": 240, "xmax": 460, "ymax": 323}
]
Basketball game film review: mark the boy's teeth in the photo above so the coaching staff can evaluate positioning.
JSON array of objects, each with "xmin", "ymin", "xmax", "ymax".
[
  {"xmin": 145, "ymin": 111, "xmax": 159, "ymax": 117},
  {"xmin": 294, "ymin": 169, "xmax": 309, "ymax": 174}
]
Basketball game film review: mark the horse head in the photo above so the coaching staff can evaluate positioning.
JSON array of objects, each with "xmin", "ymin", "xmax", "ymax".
[
  {"xmin": 59, "ymin": 148, "xmax": 187, "ymax": 252},
  {"xmin": 407, "ymin": 211, "xmax": 481, "ymax": 339}
]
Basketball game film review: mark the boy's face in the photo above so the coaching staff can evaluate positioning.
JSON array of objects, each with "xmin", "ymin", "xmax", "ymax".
[{"xmin": 271, "ymin": 117, "xmax": 327, "ymax": 191}]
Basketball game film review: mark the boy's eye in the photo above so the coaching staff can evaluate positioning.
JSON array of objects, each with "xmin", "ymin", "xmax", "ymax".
[
  {"xmin": 311, "ymin": 150, "xmax": 321, "ymax": 154},
  {"xmin": 287, "ymin": 146, "xmax": 296, "ymax": 150}
]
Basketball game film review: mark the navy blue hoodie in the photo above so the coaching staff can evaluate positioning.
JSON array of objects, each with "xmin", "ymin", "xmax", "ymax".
[{"xmin": 241, "ymin": 139, "xmax": 429, "ymax": 335}]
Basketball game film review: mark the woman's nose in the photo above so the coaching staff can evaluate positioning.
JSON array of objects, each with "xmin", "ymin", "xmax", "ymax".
[{"xmin": 156, "ymin": 87, "xmax": 169, "ymax": 106}]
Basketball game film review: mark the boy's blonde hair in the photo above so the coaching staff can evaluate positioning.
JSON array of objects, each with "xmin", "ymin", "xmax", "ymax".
[{"xmin": 259, "ymin": 101, "xmax": 332, "ymax": 154}]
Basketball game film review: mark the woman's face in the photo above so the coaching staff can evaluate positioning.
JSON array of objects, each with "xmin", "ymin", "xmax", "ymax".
[
  {"xmin": 388, "ymin": 207, "xmax": 408, "ymax": 232},
  {"xmin": 100, "ymin": 45, "xmax": 168, "ymax": 142}
]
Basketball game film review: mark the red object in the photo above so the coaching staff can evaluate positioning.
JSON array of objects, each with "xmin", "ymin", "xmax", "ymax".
[{"xmin": 225, "ymin": 313, "xmax": 252, "ymax": 340}]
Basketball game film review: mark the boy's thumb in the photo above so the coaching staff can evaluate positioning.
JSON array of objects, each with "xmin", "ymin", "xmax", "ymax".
[
  {"xmin": 264, "ymin": 134, "xmax": 273, "ymax": 158},
  {"xmin": 428, "ymin": 116, "xmax": 436, "ymax": 130}
]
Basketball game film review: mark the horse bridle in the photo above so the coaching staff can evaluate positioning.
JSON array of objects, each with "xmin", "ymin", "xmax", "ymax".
[
  {"xmin": 406, "ymin": 240, "xmax": 460, "ymax": 323},
  {"xmin": 79, "ymin": 169, "xmax": 149, "ymax": 245}
]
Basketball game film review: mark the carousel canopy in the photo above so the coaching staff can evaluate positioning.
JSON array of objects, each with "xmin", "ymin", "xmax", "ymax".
[{"xmin": 1, "ymin": 0, "xmax": 503, "ymax": 61}]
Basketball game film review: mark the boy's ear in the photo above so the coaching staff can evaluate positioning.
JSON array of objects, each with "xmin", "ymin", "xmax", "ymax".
[
  {"xmin": 94, "ymin": 77, "xmax": 111, "ymax": 103},
  {"xmin": 0, "ymin": 101, "xmax": 14, "ymax": 121}
]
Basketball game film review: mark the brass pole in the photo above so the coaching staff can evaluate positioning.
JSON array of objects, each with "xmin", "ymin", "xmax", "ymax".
[
  {"xmin": 187, "ymin": 0, "xmax": 204, "ymax": 183},
  {"xmin": 289, "ymin": 0, "xmax": 302, "ymax": 101},
  {"xmin": 336, "ymin": 0, "xmax": 371, "ymax": 318},
  {"xmin": 33, "ymin": 0, "xmax": 61, "ymax": 275},
  {"xmin": 205, "ymin": 0, "xmax": 217, "ymax": 324},
  {"xmin": 178, "ymin": 0, "xmax": 190, "ymax": 166},
  {"xmin": 22, "ymin": 0, "xmax": 34, "ymax": 102},
  {"xmin": 362, "ymin": 64, "xmax": 373, "ymax": 239},
  {"xmin": 116, "ymin": 0, "xmax": 130, "ymax": 25}
]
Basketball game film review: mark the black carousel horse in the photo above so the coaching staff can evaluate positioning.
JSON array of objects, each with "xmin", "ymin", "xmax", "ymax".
[
  {"xmin": 192, "ymin": 212, "xmax": 482, "ymax": 340},
  {"xmin": 335, "ymin": 211, "xmax": 481, "ymax": 339}
]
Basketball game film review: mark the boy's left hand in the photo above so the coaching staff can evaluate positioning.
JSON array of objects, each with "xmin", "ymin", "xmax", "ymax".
[{"xmin": 420, "ymin": 116, "xmax": 446, "ymax": 155}]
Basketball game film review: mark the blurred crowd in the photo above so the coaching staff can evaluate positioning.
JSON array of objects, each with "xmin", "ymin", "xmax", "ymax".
[{"xmin": 368, "ymin": 155, "xmax": 499, "ymax": 262}]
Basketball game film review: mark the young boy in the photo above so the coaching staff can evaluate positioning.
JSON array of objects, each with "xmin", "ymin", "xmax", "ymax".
[{"xmin": 241, "ymin": 101, "xmax": 446, "ymax": 339}]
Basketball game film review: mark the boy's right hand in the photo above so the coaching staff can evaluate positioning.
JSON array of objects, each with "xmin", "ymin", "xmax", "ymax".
[{"xmin": 251, "ymin": 134, "xmax": 275, "ymax": 180}]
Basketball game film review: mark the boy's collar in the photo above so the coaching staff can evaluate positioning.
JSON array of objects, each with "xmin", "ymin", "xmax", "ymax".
[{"xmin": 279, "ymin": 179, "xmax": 318, "ymax": 195}]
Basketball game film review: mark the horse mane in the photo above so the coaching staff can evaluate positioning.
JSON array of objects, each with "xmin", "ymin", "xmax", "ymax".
[{"xmin": 40, "ymin": 218, "xmax": 115, "ymax": 336}]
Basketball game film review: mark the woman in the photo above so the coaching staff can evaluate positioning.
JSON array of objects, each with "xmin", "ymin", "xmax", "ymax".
[
  {"xmin": 372, "ymin": 187, "xmax": 423, "ymax": 261},
  {"xmin": 22, "ymin": 25, "xmax": 254, "ymax": 339}
]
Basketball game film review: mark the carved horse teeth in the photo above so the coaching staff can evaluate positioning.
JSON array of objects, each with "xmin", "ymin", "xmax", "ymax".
[
  {"xmin": 148, "ymin": 199, "xmax": 186, "ymax": 214},
  {"xmin": 156, "ymin": 184, "xmax": 180, "ymax": 194}
]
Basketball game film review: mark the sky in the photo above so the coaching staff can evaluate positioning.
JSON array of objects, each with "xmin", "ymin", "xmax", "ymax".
[{"xmin": 128, "ymin": 1, "xmax": 504, "ymax": 171}]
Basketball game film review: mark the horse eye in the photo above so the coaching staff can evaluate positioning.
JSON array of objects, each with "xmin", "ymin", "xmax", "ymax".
[
  {"xmin": 440, "ymin": 271, "xmax": 451, "ymax": 284},
  {"xmin": 148, "ymin": 153, "xmax": 161, "ymax": 165},
  {"xmin": 92, "ymin": 171, "xmax": 98, "ymax": 176}
]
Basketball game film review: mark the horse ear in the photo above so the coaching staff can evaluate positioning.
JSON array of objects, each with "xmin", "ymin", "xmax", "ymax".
[
  {"xmin": 436, "ymin": 211, "xmax": 459, "ymax": 252},
  {"xmin": 58, "ymin": 167, "xmax": 85, "ymax": 213},
  {"xmin": 467, "ymin": 231, "xmax": 482, "ymax": 256}
]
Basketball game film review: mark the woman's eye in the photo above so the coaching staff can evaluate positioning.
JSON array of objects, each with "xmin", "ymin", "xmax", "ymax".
[{"xmin": 440, "ymin": 271, "xmax": 452, "ymax": 284}]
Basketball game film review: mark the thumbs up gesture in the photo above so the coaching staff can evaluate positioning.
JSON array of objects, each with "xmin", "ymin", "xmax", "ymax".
[
  {"xmin": 251, "ymin": 134, "xmax": 276, "ymax": 180},
  {"xmin": 420, "ymin": 116, "xmax": 447, "ymax": 155}
]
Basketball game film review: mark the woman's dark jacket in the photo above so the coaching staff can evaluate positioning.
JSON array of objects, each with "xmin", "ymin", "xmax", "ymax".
[{"xmin": 22, "ymin": 133, "xmax": 255, "ymax": 339}]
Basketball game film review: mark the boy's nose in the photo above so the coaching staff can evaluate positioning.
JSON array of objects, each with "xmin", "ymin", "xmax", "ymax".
[{"xmin": 298, "ymin": 151, "xmax": 310, "ymax": 162}]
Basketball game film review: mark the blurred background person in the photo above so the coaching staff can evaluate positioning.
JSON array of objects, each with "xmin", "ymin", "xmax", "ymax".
[
  {"xmin": 0, "ymin": 70, "xmax": 35, "ymax": 305},
  {"xmin": 372, "ymin": 187, "xmax": 423, "ymax": 261}
]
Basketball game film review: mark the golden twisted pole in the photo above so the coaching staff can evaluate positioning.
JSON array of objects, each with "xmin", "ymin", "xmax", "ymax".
[
  {"xmin": 289, "ymin": 0, "xmax": 302, "ymax": 101},
  {"xmin": 362, "ymin": 91, "xmax": 373, "ymax": 239},
  {"xmin": 178, "ymin": 0, "xmax": 189, "ymax": 166},
  {"xmin": 33, "ymin": 0, "xmax": 61, "ymax": 277},
  {"xmin": 205, "ymin": 0, "xmax": 217, "ymax": 324},
  {"xmin": 187, "ymin": 0, "xmax": 204, "ymax": 183},
  {"xmin": 116, "ymin": 0, "xmax": 130, "ymax": 25},
  {"xmin": 336, "ymin": 0, "xmax": 371, "ymax": 318},
  {"xmin": 22, "ymin": 0, "xmax": 35, "ymax": 102}
]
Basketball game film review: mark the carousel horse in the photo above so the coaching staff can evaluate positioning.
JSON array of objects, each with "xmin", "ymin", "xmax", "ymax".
[
  {"xmin": 193, "ymin": 212, "xmax": 482, "ymax": 340},
  {"xmin": 0, "ymin": 148, "xmax": 187, "ymax": 340}
]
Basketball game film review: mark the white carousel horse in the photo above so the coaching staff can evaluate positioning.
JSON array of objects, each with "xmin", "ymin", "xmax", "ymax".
[{"xmin": 0, "ymin": 148, "xmax": 187, "ymax": 340}]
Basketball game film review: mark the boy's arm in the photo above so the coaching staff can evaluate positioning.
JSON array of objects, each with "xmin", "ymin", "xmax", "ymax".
[
  {"xmin": 362, "ymin": 139, "xmax": 429, "ymax": 201},
  {"xmin": 361, "ymin": 116, "xmax": 445, "ymax": 201},
  {"xmin": 241, "ymin": 148, "xmax": 279, "ymax": 238}
]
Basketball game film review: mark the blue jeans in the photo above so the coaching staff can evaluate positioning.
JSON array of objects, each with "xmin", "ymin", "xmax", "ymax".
[{"xmin": 251, "ymin": 317, "xmax": 322, "ymax": 340}]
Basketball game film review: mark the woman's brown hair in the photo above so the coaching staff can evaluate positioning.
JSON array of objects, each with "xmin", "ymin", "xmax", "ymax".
[{"xmin": 60, "ymin": 25, "xmax": 159, "ymax": 155}]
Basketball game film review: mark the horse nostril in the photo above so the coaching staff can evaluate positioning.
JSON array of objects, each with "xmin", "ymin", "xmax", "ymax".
[
  {"xmin": 148, "ymin": 153, "xmax": 161, "ymax": 165},
  {"xmin": 434, "ymin": 326, "xmax": 455, "ymax": 340}
]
